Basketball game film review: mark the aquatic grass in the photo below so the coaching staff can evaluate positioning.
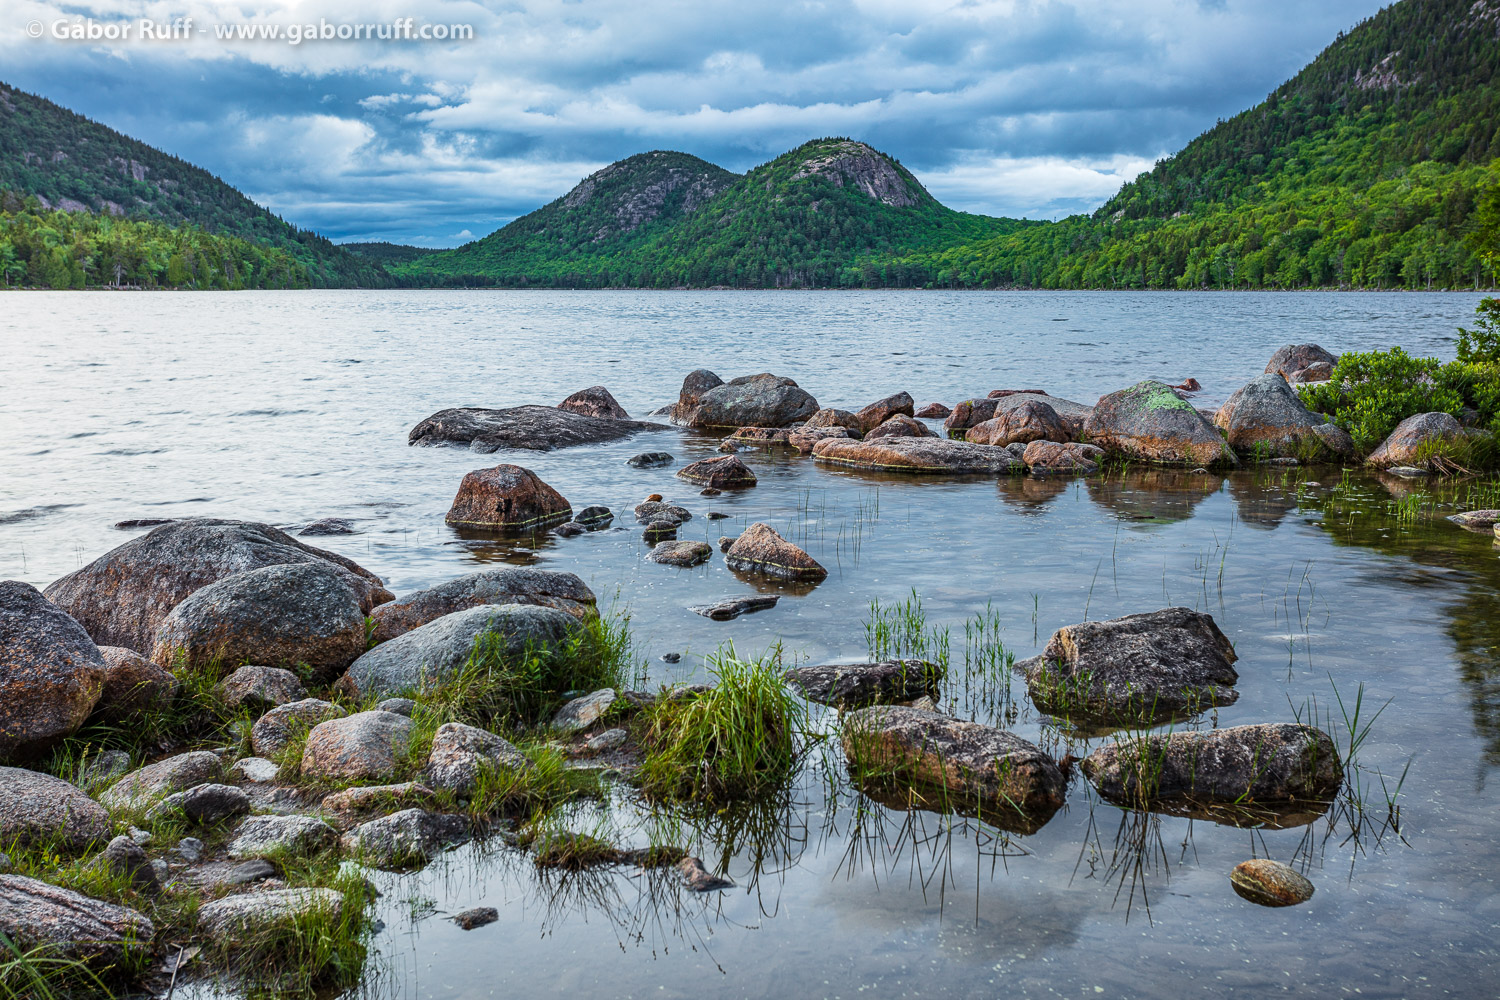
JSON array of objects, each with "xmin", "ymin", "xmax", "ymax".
[
  {"xmin": 954, "ymin": 603, "xmax": 1015, "ymax": 724},
  {"xmin": 864, "ymin": 590, "xmax": 950, "ymax": 671},
  {"xmin": 638, "ymin": 642, "xmax": 805, "ymax": 800}
]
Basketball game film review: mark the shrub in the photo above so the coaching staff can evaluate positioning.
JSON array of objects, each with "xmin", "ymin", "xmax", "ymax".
[
  {"xmin": 1457, "ymin": 298, "xmax": 1500, "ymax": 365},
  {"xmin": 1299, "ymin": 347, "xmax": 1467, "ymax": 452}
]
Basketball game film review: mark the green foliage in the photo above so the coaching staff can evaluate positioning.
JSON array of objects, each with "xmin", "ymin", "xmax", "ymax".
[
  {"xmin": 1299, "ymin": 347, "xmax": 1470, "ymax": 451},
  {"xmin": 639, "ymin": 643, "xmax": 805, "ymax": 800},
  {"xmin": 1458, "ymin": 297, "xmax": 1500, "ymax": 363}
]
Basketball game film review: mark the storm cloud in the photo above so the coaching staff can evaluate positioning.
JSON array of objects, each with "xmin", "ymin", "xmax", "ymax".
[{"xmin": 2, "ymin": 0, "xmax": 1386, "ymax": 244}]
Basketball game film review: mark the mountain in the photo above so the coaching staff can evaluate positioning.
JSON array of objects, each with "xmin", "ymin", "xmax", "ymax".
[
  {"xmin": 903, "ymin": 0, "xmax": 1500, "ymax": 289},
  {"xmin": 0, "ymin": 83, "xmax": 393, "ymax": 287},
  {"xmin": 396, "ymin": 139, "xmax": 1027, "ymax": 287}
]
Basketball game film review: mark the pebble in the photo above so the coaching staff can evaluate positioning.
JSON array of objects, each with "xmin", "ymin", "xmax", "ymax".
[
  {"xmin": 171, "ymin": 837, "xmax": 204, "ymax": 864},
  {"xmin": 660, "ymin": 652, "xmax": 682, "ymax": 663},
  {"xmin": 1230, "ymin": 858, "xmax": 1315, "ymax": 906},
  {"xmin": 707, "ymin": 511, "xmax": 731, "ymax": 520},
  {"xmin": 699, "ymin": 487, "xmax": 722, "ymax": 496},
  {"xmin": 453, "ymin": 906, "xmax": 499, "ymax": 930}
]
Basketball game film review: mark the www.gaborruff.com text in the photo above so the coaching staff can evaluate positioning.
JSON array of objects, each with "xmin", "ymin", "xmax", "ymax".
[{"xmin": 29, "ymin": 17, "xmax": 475, "ymax": 45}]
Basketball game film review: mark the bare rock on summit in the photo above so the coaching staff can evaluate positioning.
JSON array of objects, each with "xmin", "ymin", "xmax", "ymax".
[
  {"xmin": 42, "ymin": 518, "xmax": 392, "ymax": 654},
  {"xmin": 409, "ymin": 404, "xmax": 666, "ymax": 453},
  {"xmin": 0, "ymin": 581, "xmax": 106, "ymax": 759}
]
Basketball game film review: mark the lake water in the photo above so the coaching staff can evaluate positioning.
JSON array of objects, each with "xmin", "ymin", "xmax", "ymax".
[{"xmin": 3, "ymin": 290, "xmax": 1498, "ymax": 998}]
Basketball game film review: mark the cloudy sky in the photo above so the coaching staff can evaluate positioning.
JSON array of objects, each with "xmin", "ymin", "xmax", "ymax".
[{"xmin": 4, "ymin": 0, "xmax": 1385, "ymax": 246}]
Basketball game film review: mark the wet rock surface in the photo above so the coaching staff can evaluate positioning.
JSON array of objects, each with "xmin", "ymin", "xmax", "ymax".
[
  {"xmin": 676, "ymin": 454, "xmax": 758, "ymax": 488},
  {"xmin": 1366, "ymin": 412, "xmax": 1464, "ymax": 469},
  {"xmin": 784, "ymin": 660, "xmax": 941, "ymax": 709},
  {"xmin": 558, "ymin": 385, "xmax": 629, "ymax": 419},
  {"xmin": 633, "ymin": 501, "xmax": 692, "ymax": 525},
  {"xmin": 1022, "ymin": 440, "xmax": 1104, "ymax": 475},
  {"xmin": 812, "ymin": 436, "xmax": 1024, "ymax": 474},
  {"xmin": 1084, "ymin": 381, "xmax": 1237, "ymax": 467},
  {"xmin": 1230, "ymin": 858, "xmax": 1316, "ymax": 906},
  {"xmin": 301, "ymin": 710, "xmax": 415, "ymax": 782},
  {"xmin": 299, "ymin": 517, "xmax": 355, "ymax": 536},
  {"xmin": 343, "ymin": 604, "xmax": 579, "ymax": 700},
  {"xmin": 724, "ymin": 522, "xmax": 827, "ymax": 582},
  {"xmin": 1213, "ymin": 374, "xmax": 1353, "ymax": 459},
  {"xmin": 0, "ymin": 766, "xmax": 112, "ymax": 850},
  {"xmin": 647, "ymin": 540, "xmax": 713, "ymax": 566},
  {"xmin": 445, "ymin": 464, "xmax": 573, "ymax": 531},
  {"xmin": 1081, "ymin": 723, "xmax": 1343, "ymax": 807},
  {"xmin": 1449, "ymin": 508, "xmax": 1500, "ymax": 530},
  {"xmin": 0, "ymin": 875, "xmax": 155, "ymax": 967},
  {"xmin": 841, "ymin": 707, "xmax": 1065, "ymax": 831},
  {"xmin": 627, "ymin": 451, "xmax": 674, "ymax": 468},
  {"xmin": 675, "ymin": 373, "xmax": 819, "ymax": 429},
  {"xmin": 42, "ymin": 518, "xmax": 392, "ymax": 653},
  {"xmin": 369, "ymin": 568, "xmax": 597, "ymax": 642},
  {"xmin": 677, "ymin": 856, "xmax": 734, "ymax": 891},
  {"xmin": 151, "ymin": 562, "xmax": 366, "ymax": 680},
  {"xmin": 0, "ymin": 580, "xmax": 105, "ymax": 759},
  {"xmin": 453, "ymin": 905, "xmax": 500, "ymax": 929},
  {"xmin": 1015, "ymin": 608, "xmax": 1240, "ymax": 723},
  {"xmin": 251, "ymin": 698, "xmax": 347, "ymax": 757},
  {"xmin": 689, "ymin": 595, "xmax": 779, "ymax": 620},
  {"xmin": 409, "ymin": 405, "xmax": 665, "ymax": 452}
]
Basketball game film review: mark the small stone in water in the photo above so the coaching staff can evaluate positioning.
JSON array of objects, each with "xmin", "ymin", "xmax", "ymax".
[
  {"xmin": 700, "ymin": 487, "xmax": 722, "ymax": 496},
  {"xmin": 661, "ymin": 652, "xmax": 681, "ymax": 663},
  {"xmin": 1230, "ymin": 859, "xmax": 1314, "ymax": 907},
  {"xmin": 707, "ymin": 511, "xmax": 730, "ymax": 520},
  {"xmin": 677, "ymin": 856, "xmax": 734, "ymax": 892},
  {"xmin": 453, "ymin": 906, "xmax": 499, "ymax": 930}
]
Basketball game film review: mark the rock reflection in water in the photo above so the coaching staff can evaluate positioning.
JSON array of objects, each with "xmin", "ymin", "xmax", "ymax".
[{"xmin": 1086, "ymin": 469, "xmax": 1226, "ymax": 523}]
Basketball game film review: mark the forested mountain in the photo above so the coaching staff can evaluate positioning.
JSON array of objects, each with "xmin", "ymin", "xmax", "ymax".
[{"xmin": 0, "ymin": 83, "xmax": 393, "ymax": 287}]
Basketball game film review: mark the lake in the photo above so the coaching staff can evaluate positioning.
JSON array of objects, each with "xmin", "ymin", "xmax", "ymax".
[{"xmin": 3, "ymin": 289, "xmax": 1498, "ymax": 998}]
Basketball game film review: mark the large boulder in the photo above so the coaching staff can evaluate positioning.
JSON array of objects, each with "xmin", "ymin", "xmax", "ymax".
[
  {"xmin": 1213, "ymin": 374, "xmax": 1355, "ymax": 460},
  {"xmin": 1083, "ymin": 381, "xmax": 1237, "ymax": 467},
  {"xmin": 676, "ymin": 455, "xmax": 758, "ymax": 489},
  {"xmin": 408, "ymin": 405, "xmax": 666, "ymax": 452},
  {"xmin": 0, "ymin": 581, "xmax": 106, "ymax": 759},
  {"xmin": 0, "ymin": 767, "xmax": 111, "ymax": 850},
  {"xmin": 863, "ymin": 415, "xmax": 937, "ymax": 440},
  {"xmin": 1015, "ymin": 608, "xmax": 1239, "ymax": 724},
  {"xmin": 445, "ymin": 465, "xmax": 572, "ymax": 531},
  {"xmin": 784, "ymin": 660, "xmax": 941, "ymax": 709},
  {"xmin": 250, "ymin": 698, "xmax": 346, "ymax": 758},
  {"xmin": 216, "ymin": 664, "xmax": 307, "ymax": 712},
  {"xmin": 196, "ymin": 887, "xmax": 344, "ymax": 943},
  {"xmin": 841, "ymin": 707, "xmax": 1064, "ymax": 832},
  {"xmin": 1366, "ymin": 412, "xmax": 1464, "ymax": 469},
  {"xmin": 675, "ymin": 373, "xmax": 819, "ymax": 429},
  {"xmin": 227, "ymin": 814, "xmax": 339, "ymax": 859},
  {"xmin": 558, "ymin": 386, "xmax": 628, "ymax": 419},
  {"xmin": 914, "ymin": 402, "xmax": 951, "ymax": 419},
  {"xmin": 150, "ymin": 563, "xmax": 365, "ymax": 680},
  {"xmin": 803, "ymin": 408, "xmax": 866, "ymax": 436},
  {"xmin": 423, "ymin": 723, "xmax": 529, "ymax": 795},
  {"xmin": 301, "ymin": 711, "xmax": 414, "ymax": 782},
  {"xmin": 42, "ymin": 519, "xmax": 392, "ymax": 653},
  {"xmin": 98, "ymin": 750, "xmax": 224, "ymax": 813},
  {"xmin": 1265, "ymin": 344, "xmax": 1338, "ymax": 383},
  {"xmin": 811, "ymin": 436, "xmax": 1024, "ymax": 474},
  {"xmin": 340, "ymin": 808, "xmax": 469, "ymax": 868},
  {"xmin": 672, "ymin": 369, "xmax": 725, "ymax": 422},
  {"xmin": 1081, "ymin": 723, "xmax": 1342, "ymax": 807},
  {"xmin": 341, "ymin": 604, "xmax": 579, "ymax": 700},
  {"xmin": 946, "ymin": 392, "xmax": 1092, "ymax": 436},
  {"xmin": 95, "ymin": 646, "xmax": 179, "ymax": 722},
  {"xmin": 855, "ymin": 392, "xmax": 915, "ymax": 432},
  {"xmin": 724, "ymin": 523, "xmax": 827, "ymax": 583},
  {"xmin": 0, "ymin": 876, "xmax": 154, "ymax": 968},
  {"xmin": 369, "ymin": 568, "xmax": 597, "ymax": 643},
  {"xmin": 966, "ymin": 399, "xmax": 1070, "ymax": 447}
]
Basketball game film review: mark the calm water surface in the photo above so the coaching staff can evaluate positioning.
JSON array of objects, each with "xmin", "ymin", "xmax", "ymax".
[{"xmin": 2, "ymin": 290, "xmax": 1498, "ymax": 998}]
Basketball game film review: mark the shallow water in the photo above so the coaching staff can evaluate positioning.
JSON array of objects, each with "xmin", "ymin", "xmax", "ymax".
[{"xmin": 3, "ymin": 290, "xmax": 1499, "ymax": 998}]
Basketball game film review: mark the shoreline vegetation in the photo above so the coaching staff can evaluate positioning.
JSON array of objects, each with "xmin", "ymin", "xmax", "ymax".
[
  {"xmin": 4, "ymin": 1, "xmax": 1500, "ymax": 292},
  {"xmin": 0, "ymin": 305, "xmax": 1491, "ymax": 996}
]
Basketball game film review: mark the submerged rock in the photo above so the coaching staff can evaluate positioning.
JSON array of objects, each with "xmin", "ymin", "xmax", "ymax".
[
  {"xmin": 633, "ymin": 501, "xmax": 692, "ymax": 525},
  {"xmin": 43, "ymin": 518, "xmax": 392, "ymax": 653},
  {"xmin": 676, "ymin": 455, "xmax": 758, "ymax": 489},
  {"xmin": 453, "ymin": 906, "xmax": 500, "ymax": 930},
  {"xmin": 369, "ymin": 568, "xmax": 597, "ymax": 642},
  {"xmin": 95, "ymin": 646, "xmax": 179, "ymax": 721},
  {"xmin": 1449, "ymin": 509, "xmax": 1500, "ymax": 531},
  {"xmin": 150, "ymin": 562, "xmax": 366, "ymax": 681},
  {"xmin": 0, "ymin": 581, "xmax": 105, "ymax": 759},
  {"xmin": 841, "ymin": 707, "xmax": 1064, "ymax": 831},
  {"xmin": 647, "ymin": 540, "xmax": 713, "ymax": 567},
  {"xmin": 1080, "ymin": 723, "xmax": 1342, "ymax": 807},
  {"xmin": 445, "ymin": 464, "xmax": 572, "ymax": 531},
  {"xmin": 784, "ymin": 660, "xmax": 941, "ymax": 709},
  {"xmin": 0, "ymin": 767, "xmax": 111, "ymax": 850},
  {"xmin": 0, "ymin": 875, "xmax": 154, "ymax": 967},
  {"xmin": 677, "ymin": 856, "xmax": 734, "ymax": 891},
  {"xmin": 1083, "ymin": 381, "xmax": 1237, "ymax": 467},
  {"xmin": 724, "ymin": 523, "xmax": 827, "ymax": 582},
  {"xmin": 346, "ymin": 604, "xmax": 580, "ymax": 701},
  {"xmin": 196, "ymin": 887, "xmax": 345, "ymax": 943},
  {"xmin": 675, "ymin": 373, "xmax": 819, "ymax": 429},
  {"xmin": 99, "ymin": 750, "xmax": 224, "ymax": 813},
  {"xmin": 216, "ymin": 664, "xmax": 308, "ymax": 712},
  {"xmin": 689, "ymin": 595, "xmax": 779, "ymax": 620},
  {"xmin": 1015, "ymin": 608, "xmax": 1239, "ymax": 723},
  {"xmin": 558, "ymin": 385, "xmax": 629, "ymax": 420},
  {"xmin": 1230, "ymin": 858, "xmax": 1316, "ymax": 907},
  {"xmin": 301, "ymin": 711, "xmax": 415, "ymax": 782},
  {"xmin": 340, "ymin": 808, "xmax": 469, "ymax": 867},
  {"xmin": 1213, "ymin": 374, "xmax": 1354, "ymax": 460},
  {"xmin": 299, "ymin": 517, "xmax": 355, "ymax": 536},
  {"xmin": 812, "ymin": 436, "xmax": 1023, "ymax": 474},
  {"xmin": 409, "ymin": 405, "xmax": 665, "ymax": 452},
  {"xmin": 250, "ymin": 698, "xmax": 346, "ymax": 758},
  {"xmin": 628, "ymin": 451, "xmax": 675, "ymax": 468},
  {"xmin": 1265, "ymin": 344, "xmax": 1338, "ymax": 384},
  {"xmin": 1366, "ymin": 412, "xmax": 1464, "ymax": 469}
]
